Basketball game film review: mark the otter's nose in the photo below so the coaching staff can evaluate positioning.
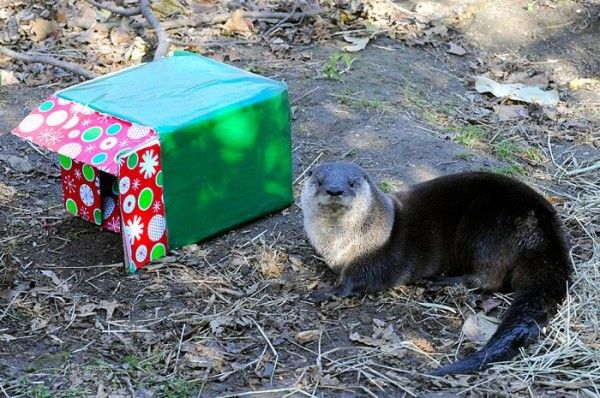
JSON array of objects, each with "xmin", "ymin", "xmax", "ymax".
[{"xmin": 326, "ymin": 188, "xmax": 344, "ymax": 196}]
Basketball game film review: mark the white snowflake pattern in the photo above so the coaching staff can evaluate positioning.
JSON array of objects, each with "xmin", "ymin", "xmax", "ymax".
[
  {"xmin": 126, "ymin": 215, "xmax": 144, "ymax": 242},
  {"xmin": 132, "ymin": 178, "xmax": 141, "ymax": 191},
  {"xmin": 39, "ymin": 129, "xmax": 63, "ymax": 146},
  {"xmin": 64, "ymin": 176, "xmax": 76, "ymax": 193},
  {"xmin": 152, "ymin": 201, "xmax": 162, "ymax": 213},
  {"xmin": 98, "ymin": 114, "xmax": 111, "ymax": 123},
  {"xmin": 107, "ymin": 217, "xmax": 121, "ymax": 232},
  {"xmin": 74, "ymin": 169, "xmax": 82, "ymax": 180},
  {"xmin": 85, "ymin": 144, "xmax": 96, "ymax": 153},
  {"xmin": 70, "ymin": 103, "xmax": 94, "ymax": 116},
  {"xmin": 119, "ymin": 139, "xmax": 130, "ymax": 148},
  {"xmin": 79, "ymin": 207, "xmax": 89, "ymax": 219},
  {"xmin": 139, "ymin": 150, "xmax": 159, "ymax": 179},
  {"xmin": 81, "ymin": 119, "xmax": 92, "ymax": 127}
]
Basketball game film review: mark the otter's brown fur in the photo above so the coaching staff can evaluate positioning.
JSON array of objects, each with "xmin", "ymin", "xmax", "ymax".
[{"xmin": 301, "ymin": 162, "xmax": 571, "ymax": 375}]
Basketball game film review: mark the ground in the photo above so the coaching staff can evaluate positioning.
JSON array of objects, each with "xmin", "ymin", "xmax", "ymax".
[{"xmin": 0, "ymin": 0, "xmax": 599, "ymax": 397}]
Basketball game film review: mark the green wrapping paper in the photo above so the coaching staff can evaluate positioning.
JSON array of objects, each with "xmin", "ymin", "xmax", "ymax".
[{"xmin": 57, "ymin": 51, "xmax": 293, "ymax": 248}]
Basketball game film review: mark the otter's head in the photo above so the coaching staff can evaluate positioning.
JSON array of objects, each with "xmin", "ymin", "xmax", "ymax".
[{"xmin": 301, "ymin": 162, "xmax": 373, "ymax": 216}]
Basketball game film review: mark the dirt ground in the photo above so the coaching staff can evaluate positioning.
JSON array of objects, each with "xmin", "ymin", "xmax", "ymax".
[{"xmin": 1, "ymin": 0, "xmax": 599, "ymax": 397}]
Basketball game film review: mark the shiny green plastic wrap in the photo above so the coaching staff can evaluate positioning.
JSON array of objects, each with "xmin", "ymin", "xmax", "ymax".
[{"xmin": 58, "ymin": 51, "xmax": 293, "ymax": 248}]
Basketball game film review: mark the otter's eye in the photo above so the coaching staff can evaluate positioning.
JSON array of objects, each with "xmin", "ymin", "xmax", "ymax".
[{"xmin": 349, "ymin": 181, "xmax": 355, "ymax": 188}]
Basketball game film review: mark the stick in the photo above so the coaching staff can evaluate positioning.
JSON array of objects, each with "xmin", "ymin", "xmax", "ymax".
[
  {"xmin": 290, "ymin": 86, "xmax": 320, "ymax": 105},
  {"xmin": 84, "ymin": 0, "xmax": 141, "ymax": 16},
  {"xmin": 251, "ymin": 319, "xmax": 279, "ymax": 385},
  {"xmin": 0, "ymin": 292, "xmax": 21, "ymax": 323},
  {"xmin": 140, "ymin": 0, "xmax": 170, "ymax": 59},
  {"xmin": 0, "ymin": 46, "xmax": 97, "ymax": 79},
  {"xmin": 160, "ymin": 9, "xmax": 323, "ymax": 30},
  {"xmin": 293, "ymin": 152, "xmax": 323, "ymax": 185},
  {"xmin": 173, "ymin": 323, "xmax": 186, "ymax": 374},
  {"xmin": 0, "ymin": 383, "xmax": 9, "ymax": 398},
  {"xmin": 565, "ymin": 161, "xmax": 600, "ymax": 176},
  {"xmin": 265, "ymin": 0, "xmax": 300, "ymax": 37}
]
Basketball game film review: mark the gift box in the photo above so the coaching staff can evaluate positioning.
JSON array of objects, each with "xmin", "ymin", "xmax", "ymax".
[{"xmin": 12, "ymin": 51, "xmax": 293, "ymax": 272}]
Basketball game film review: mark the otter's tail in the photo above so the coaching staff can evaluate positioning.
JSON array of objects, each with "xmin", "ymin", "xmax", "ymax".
[{"xmin": 431, "ymin": 279, "xmax": 568, "ymax": 376}]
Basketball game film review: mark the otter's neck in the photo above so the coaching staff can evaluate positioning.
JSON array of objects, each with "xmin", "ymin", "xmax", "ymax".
[{"xmin": 308, "ymin": 182, "xmax": 395, "ymax": 271}]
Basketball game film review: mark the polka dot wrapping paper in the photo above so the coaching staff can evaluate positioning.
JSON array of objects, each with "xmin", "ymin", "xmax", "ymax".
[
  {"xmin": 15, "ymin": 96, "xmax": 168, "ymax": 272},
  {"xmin": 11, "ymin": 51, "xmax": 293, "ymax": 273}
]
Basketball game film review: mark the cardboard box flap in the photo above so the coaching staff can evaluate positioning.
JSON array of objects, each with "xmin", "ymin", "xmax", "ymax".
[
  {"xmin": 56, "ymin": 51, "xmax": 288, "ymax": 135},
  {"xmin": 12, "ymin": 95, "xmax": 157, "ymax": 176}
]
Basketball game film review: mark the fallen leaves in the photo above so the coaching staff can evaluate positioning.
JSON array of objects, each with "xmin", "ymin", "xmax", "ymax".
[
  {"xmin": 445, "ymin": 41, "xmax": 466, "ymax": 56},
  {"xmin": 77, "ymin": 300, "xmax": 123, "ymax": 320},
  {"xmin": 342, "ymin": 35, "xmax": 370, "ymax": 52},
  {"xmin": 569, "ymin": 78, "xmax": 599, "ymax": 91},
  {"xmin": 295, "ymin": 329, "xmax": 321, "ymax": 344},
  {"xmin": 475, "ymin": 75, "xmax": 559, "ymax": 106},
  {"xmin": 461, "ymin": 312, "xmax": 500, "ymax": 343},
  {"xmin": 0, "ymin": 69, "xmax": 18, "ymax": 85},
  {"xmin": 493, "ymin": 104, "xmax": 529, "ymax": 121},
  {"xmin": 222, "ymin": 10, "xmax": 254, "ymax": 37},
  {"xmin": 29, "ymin": 18, "xmax": 58, "ymax": 42}
]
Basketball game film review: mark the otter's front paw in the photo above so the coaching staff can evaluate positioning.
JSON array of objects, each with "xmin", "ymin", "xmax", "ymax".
[
  {"xmin": 307, "ymin": 285, "xmax": 353, "ymax": 303},
  {"xmin": 307, "ymin": 288, "xmax": 336, "ymax": 303}
]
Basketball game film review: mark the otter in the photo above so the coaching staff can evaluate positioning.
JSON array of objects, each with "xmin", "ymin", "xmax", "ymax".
[{"xmin": 300, "ymin": 162, "xmax": 571, "ymax": 376}]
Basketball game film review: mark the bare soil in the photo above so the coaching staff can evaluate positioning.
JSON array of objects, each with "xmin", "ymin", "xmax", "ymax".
[{"xmin": 1, "ymin": 1, "xmax": 598, "ymax": 397}]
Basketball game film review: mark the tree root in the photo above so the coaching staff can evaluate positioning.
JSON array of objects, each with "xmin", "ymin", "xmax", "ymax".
[
  {"xmin": 0, "ymin": 46, "xmax": 98, "ymax": 79},
  {"xmin": 140, "ymin": 0, "xmax": 170, "ymax": 59}
]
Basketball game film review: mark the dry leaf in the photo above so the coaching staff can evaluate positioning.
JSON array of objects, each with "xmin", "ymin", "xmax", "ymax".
[
  {"xmin": 74, "ymin": 4, "xmax": 97, "ymax": 30},
  {"xmin": 222, "ymin": 10, "xmax": 253, "ymax": 36},
  {"xmin": 569, "ymin": 78, "xmax": 599, "ymax": 91},
  {"xmin": 547, "ymin": 195, "xmax": 566, "ymax": 205},
  {"xmin": 493, "ymin": 105, "xmax": 529, "ymax": 121},
  {"xmin": 475, "ymin": 76, "xmax": 559, "ymax": 106},
  {"xmin": 288, "ymin": 255, "xmax": 303, "ymax": 271},
  {"xmin": 41, "ymin": 270, "xmax": 70, "ymax": 293},
  {"xmin": 462, "ymin": 312, "xmax": 499, "ymax": 343},
  {"xmin": 110, "ymin": 28, "xmax": 131, "ymax": 46},
  {"xmin": 343, "ymin": 35, "xmax": 370, "ymax": 52},
  {"xmin": 349, "ymin": 331, "xmax": 380, "ymax": 346},
  {"xmin": 295, "ymin": 329, "xmax": 321, "ymax": 344},
  {"xmin": 0, "ymin": 69, "xmax": 19, "ymax": 86},
  {"xmin": 30, "ymin": 18, "xmax": 58, "ymax": 42},
  {"xmin": 150, "ymin": 0, "xmax": 186, "ymax": 17},
  {"xmin": 98, "ymin": 300, "xmax": 121, "ymax": 320},
  {"xmin": 410, "ymin": 337, "xmax": 434, "ymax": 352},
  {"xmin": 446, "ymin": 42, "xmax": 466, "ymax": 56},
  {"xmin": 479, "ymin": 297, "xmax": 503, "ymax": 313}
]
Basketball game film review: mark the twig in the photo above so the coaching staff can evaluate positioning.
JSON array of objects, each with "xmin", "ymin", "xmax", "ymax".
[
  {"xmin": 160, "ymin": 9, "xmax": 323, "ymax": 30},
  {"xmin": 140, "ymin": 0, "xmax": 170, "ymax": 59},
  {"xmin": 565, "ymin": 161, "xmax": 600, "ymax": 176},
  {"xmin": 293, "ymin": 152, "xmax": 323, "ymax": 185},
  {"xmin": 0, "ymin": 292, "xmax": 22, "ymax": 323},
  {"xmin": 170, "ymin": 39, "xmax": 259, "ymax": 48},
  {"xmin": 173, "ymin": 323, "xmax": 186, "ymax": 375},
  {"xmin": 251, "ymin": 318, "xmax": 279, "ymax": 385},
  {"xmin": 265, "ymin": 0, "xmax": 300, "ymax": 37},
  {"xmin": 0, "ymin": 383, "xmax": 9, "ymax": 398},
  {"xmin": 0, "ymin": 46, "xmax": 97, "ymax": 79},
  {"xmin": 290, "ymin": 86, "xmax": 321, "ymax": 105},
  {"xmin": 84, "ymin": 0, "xmax": 141, "ymax": 16}
]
